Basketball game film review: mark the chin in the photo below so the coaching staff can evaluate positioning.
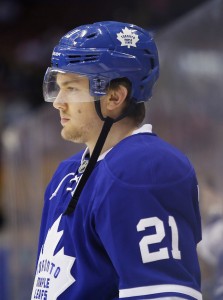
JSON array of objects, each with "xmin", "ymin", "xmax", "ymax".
[{"xmin": 61, "ymin": 127, "xmax": 84, "ymax": 144}]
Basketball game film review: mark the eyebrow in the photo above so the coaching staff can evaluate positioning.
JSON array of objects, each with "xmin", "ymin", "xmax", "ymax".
[{"xmin": 59, "ymin": 79, "xmax": 82, "ymax": 87}]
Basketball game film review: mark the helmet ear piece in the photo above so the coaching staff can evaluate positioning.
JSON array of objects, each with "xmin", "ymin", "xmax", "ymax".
[
  {"xmin": 50, "ymin": 21, "xmax": 159, "ymax": 103},
  {"xmin": 89, "ymin": 78, "xmax": 109, "ymax": 97}
]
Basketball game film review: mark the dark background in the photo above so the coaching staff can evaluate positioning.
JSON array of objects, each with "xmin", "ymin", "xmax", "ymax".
[{"xmin": 0, "ymin": 0, "xmax": 208, "ymax": 117}]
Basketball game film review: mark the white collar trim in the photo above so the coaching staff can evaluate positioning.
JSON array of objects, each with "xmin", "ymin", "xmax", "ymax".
[{"xmin": 132, "ymin": 123, "xmax": 152, "ymax": 135}]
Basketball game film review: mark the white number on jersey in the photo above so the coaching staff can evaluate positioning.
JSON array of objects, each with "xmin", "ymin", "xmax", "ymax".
[{"xmin": 136, "ymin": 216, "xmax": 181, "ymax": 263}]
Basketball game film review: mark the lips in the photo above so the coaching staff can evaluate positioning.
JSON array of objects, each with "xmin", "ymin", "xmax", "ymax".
[{"xmin": 60, "ymin": 115, "xmax": 70, "ymax": 125}]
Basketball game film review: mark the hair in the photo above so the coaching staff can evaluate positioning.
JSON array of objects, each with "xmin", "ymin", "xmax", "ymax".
[{"xmin": 109, "ymin": 78, "xmax": 145, "ymax": 125}]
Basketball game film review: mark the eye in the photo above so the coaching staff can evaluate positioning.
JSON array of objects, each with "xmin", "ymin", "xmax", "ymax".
[{"xmin": 67, "ymin": 86, "xmax": 79, "ymax": 92}]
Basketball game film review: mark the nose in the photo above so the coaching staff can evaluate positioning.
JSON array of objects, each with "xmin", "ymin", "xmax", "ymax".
[{"xmin": 53, "ymin": 93, "xmax": 67, "ymax": 110}]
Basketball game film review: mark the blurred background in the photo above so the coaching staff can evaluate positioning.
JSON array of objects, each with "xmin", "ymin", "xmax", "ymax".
[{"xmin": 0, "ymin": 0, "xmax": 222, "ymax": 299}]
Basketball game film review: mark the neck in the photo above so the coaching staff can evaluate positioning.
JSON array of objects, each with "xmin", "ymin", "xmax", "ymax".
[{"xmin": 86, "ymin": 118, "xmax": 138, "ymax": 156}]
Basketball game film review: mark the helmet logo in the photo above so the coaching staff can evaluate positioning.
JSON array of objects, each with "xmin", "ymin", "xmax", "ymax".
[
  {"xmin": 92, "ymin": 78, "xmax": 107, "ymax": 94},
  {"xmin": 117, "ymin": 27, "xmax": 139, "ymax": 48}
]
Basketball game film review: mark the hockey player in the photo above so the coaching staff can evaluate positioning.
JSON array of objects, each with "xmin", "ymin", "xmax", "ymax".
[{"xmin": 31, "ymin": 21, "xmax": 202, "ymax": 299}]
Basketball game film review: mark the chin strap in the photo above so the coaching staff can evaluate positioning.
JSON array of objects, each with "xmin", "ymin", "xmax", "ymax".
[
  {"xmin": 64, "ymin": 98, "xmax": 137, "ymax": 215},
  {"xmin": 64, "ymin": 116, "xmax": 114, "ymax": 215}
]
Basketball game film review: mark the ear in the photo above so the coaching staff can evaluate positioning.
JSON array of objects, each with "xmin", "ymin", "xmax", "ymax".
[{"xmin": 106, "ymin": 85, "xmax": 128, "ymax": 111}]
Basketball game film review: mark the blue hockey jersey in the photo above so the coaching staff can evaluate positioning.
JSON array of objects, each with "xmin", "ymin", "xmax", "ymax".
[{"xmin": 31, "ymin": 125, "xmax": 202, "ymax": 300}]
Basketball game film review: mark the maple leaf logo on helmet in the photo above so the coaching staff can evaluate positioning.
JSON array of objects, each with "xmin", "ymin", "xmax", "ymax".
[{"xmin": 117, "ymin": 27, "xmax": 139, "ymax": 48}]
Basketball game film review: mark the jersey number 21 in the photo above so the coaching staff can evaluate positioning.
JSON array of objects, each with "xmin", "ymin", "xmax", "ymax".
[{"xmin": 137, "ymin": 216, "xmax": 181, "ymax": 263}]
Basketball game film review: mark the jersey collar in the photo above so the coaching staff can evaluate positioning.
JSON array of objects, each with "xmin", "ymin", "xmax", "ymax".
[{"xmin": 81, "ymin": 123, "xmax": 152, "ymax": 162}]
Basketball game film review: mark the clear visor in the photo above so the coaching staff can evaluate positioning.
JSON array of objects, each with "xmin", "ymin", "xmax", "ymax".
[{"xmin": 43, "ymin": 67, "xmax": 99, "ymax": 103}]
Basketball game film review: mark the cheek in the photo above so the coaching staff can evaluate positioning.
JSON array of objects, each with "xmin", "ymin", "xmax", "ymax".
[
  {"xmin": 69, "ymin": 104, "xmax": 83, "ymax": 117},
  {"xmin": 69, "ymin": 103, "xmax": 97, "ymax": 123}
]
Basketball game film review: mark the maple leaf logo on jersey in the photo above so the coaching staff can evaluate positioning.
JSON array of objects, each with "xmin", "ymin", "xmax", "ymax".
[
  {"xmin": 31, "ymin": 215, "xmax": 75, "ymax": 300},
  {"xmin": 117, "ymin": 27, "xmax": 139, "ymax": 48}
]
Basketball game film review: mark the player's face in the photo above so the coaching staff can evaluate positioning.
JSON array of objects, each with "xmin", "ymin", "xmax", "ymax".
[{"xmin": 53, "ymin": 72, "xmax": 103, "ymax": 144}]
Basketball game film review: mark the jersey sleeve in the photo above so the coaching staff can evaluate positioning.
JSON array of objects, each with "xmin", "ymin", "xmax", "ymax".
[{"xmin": 93, "ymin": 160, "xmax": 202, "ymax": 300}]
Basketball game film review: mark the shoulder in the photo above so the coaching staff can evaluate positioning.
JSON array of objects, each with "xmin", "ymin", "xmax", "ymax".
[{"xmin": 102, "ymin": 133, "xmax": 195, "ymax": 186}]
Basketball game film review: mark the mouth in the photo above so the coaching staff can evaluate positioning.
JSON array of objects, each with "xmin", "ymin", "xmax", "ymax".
[{"xmin": 60, "ymin": 116, "xmax": 70, "ymax": 125}]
